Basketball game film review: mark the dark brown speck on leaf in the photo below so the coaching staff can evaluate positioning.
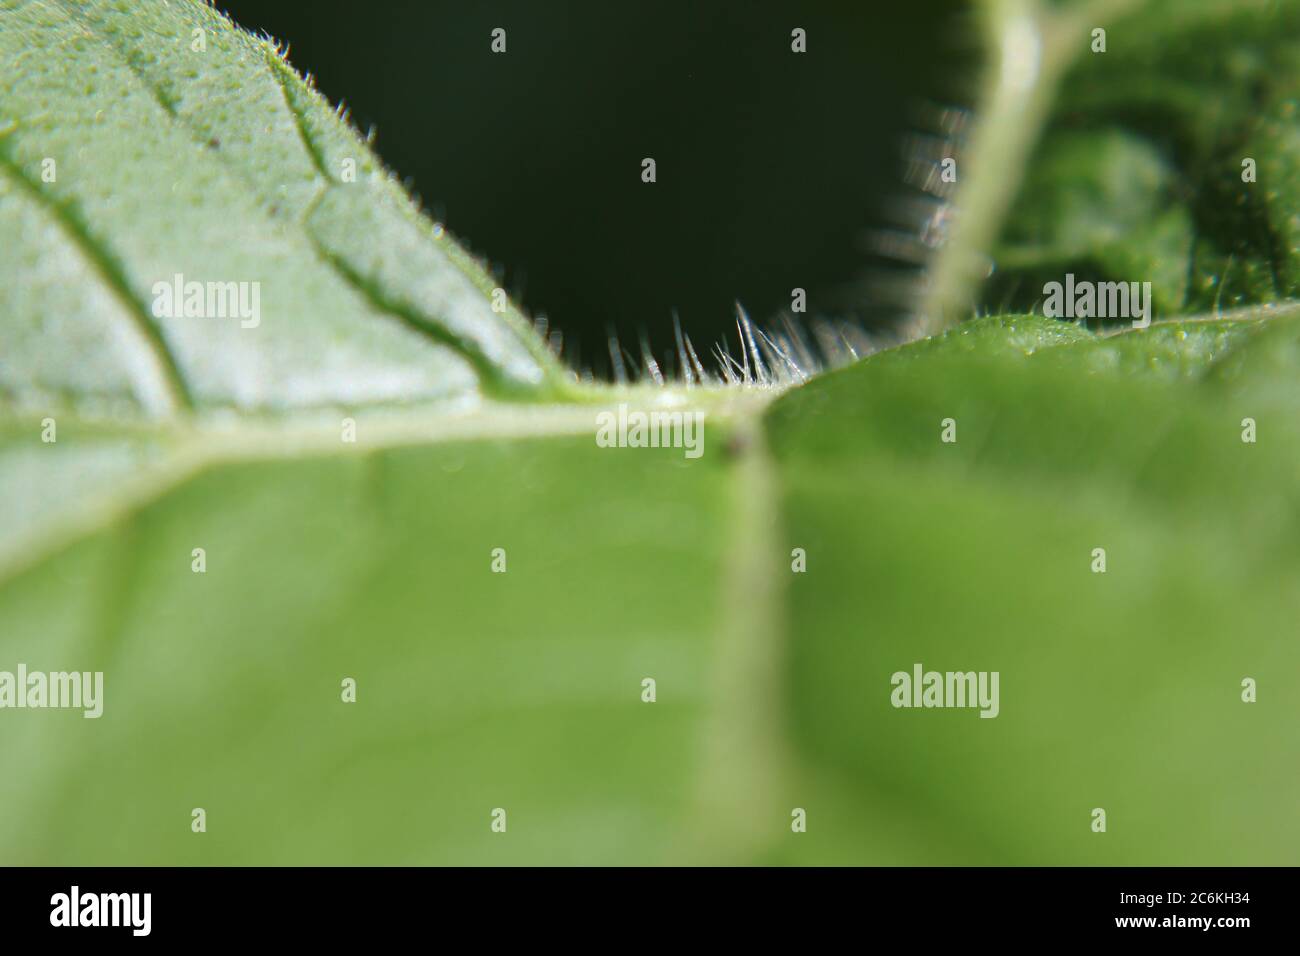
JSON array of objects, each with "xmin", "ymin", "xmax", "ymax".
[{"xmin": 724, "ymin": 429, "xmax": 751, "ymax": 459}]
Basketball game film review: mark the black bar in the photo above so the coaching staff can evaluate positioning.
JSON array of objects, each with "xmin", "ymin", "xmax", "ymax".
[{"xmin": 0, "ymin": 867, "xmax": 1279, "ymax": 941}]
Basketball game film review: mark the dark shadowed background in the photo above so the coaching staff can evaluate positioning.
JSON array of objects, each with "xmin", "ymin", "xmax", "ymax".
[{"xmin": 217, "ymin": 0, "xmax": 975, "ymax": 375}]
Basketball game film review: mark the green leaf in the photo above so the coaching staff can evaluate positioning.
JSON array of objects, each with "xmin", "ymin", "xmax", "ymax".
[
  {"xmin": 922, "ymin": 0, "xmax": 1300, "ymax": 330},
  {"xmin": 985, "ymin": 0, "xmax": 1300, "ymax": 320},
  {"xmin": 2, "ymin": 0, "xmax": 1299, "ymax": 865},
  {"xmin": 764, "ymin": 308, "xmax": 1300, "ymax": 864},
  {"xmin": 0, "ymin": 0, "xmax": 571, "ymax": 415}
]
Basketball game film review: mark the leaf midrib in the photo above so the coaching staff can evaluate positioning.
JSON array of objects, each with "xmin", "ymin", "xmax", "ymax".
[{"xmin": 0, "ymin": 388, "xmax": 777, "ymax": 586}]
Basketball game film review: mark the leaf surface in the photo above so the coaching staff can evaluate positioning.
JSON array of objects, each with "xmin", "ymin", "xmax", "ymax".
[{"xmin": 1, "ymin": 0, "xmax": 1298, "ymax": 865}]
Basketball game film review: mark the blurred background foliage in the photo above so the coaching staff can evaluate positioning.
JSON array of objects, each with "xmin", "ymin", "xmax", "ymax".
[{"xmin": 985, "ymin": 0, "xmax": 1300, "ymax": 324}]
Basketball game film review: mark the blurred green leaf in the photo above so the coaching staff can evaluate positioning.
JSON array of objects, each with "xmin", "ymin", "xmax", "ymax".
[{"xmin": 981, "ymin": 0, "xmax": 1300, "ymax": 319}]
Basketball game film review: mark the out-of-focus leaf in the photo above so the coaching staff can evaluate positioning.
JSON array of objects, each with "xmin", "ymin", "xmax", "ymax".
[
  {"xmin": 764, "ymin": 310, "xmax": 1300, "ymax": 864},
  {"xmin": 983, "ymin": 0, "xmax": 1300, "ymax": 319}
]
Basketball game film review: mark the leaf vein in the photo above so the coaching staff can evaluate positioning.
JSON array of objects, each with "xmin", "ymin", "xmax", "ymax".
[{"xmin": 0, "ymin": 152, "xmax": 193, "ymax": 412}]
